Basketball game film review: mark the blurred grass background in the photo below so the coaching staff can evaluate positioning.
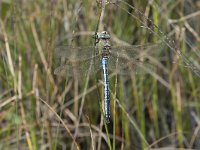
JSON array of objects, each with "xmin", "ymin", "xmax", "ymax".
[{"xmin": 0, "ymin": 0, "xmax": 200, "ymax": 149}]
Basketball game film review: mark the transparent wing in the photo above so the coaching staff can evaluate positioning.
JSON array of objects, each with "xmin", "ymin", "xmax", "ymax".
[
  {"xmin": 108, "ymin": 43, "xmax": 162, "ymax": 74},
  {"xmin": 54, "ymin": 43, "xmax": 163, "ymax": 76},
  {"xmin": 54, "ymin": 45, "xmax": 103, "ymax": 76},
  {"xmin": 108, "ymin": 55, "xmax": 157, "ymax": 75},
  {"xmin": 54, "ymin": 55, "xmax": 102, "ymax": 77},
  {"xmin": 110, "ymin": 43, "xmax": 162, "ymax": 60},
  {"xmin": 54, "ymin": 45, "xmax": 98, "ymax": 60}
]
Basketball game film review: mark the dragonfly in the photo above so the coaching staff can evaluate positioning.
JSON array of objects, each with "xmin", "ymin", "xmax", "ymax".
[{"xmin": 54, "ymin": 31, "xmax": 161, "ymax": 123}]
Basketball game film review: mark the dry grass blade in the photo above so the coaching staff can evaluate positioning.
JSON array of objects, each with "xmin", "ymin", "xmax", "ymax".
[
  {"xmin": 31, "ymin": 22, "xmax": 56, "ymax": 88},
  {"xmin": 0, "ymin": 20, "xmax": 15, "ymax": 78},
  {"xmin": 0, "ymin": 95, "xmax": 17, "ymax": 108},
  {"xmin": 1, "ymin": 0, "xmax": 200, "ymax": 149},
  {"xmin": 39, "ymin": 97, "xmax": 80, "ymax": 150}
]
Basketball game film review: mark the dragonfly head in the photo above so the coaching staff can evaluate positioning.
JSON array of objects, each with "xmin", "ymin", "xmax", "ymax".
[
  {"xmin": 94, "ymin": 31, "xmax": 110, "ymax": 40},
  {"xmin": 97, "ymin": 31, "xmax": 111, "ymax": 40},
  {"xmin": 94, "ymin": 31, "xmax": 111, "ymax": 46}
]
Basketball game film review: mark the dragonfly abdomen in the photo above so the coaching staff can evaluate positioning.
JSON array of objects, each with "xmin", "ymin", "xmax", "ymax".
[{"xmin": 102, "ymin": 57, "xmax": 111, "ymax": 123}]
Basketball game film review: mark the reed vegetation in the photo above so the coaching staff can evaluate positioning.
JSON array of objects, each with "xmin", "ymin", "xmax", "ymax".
[{"xmin": 0, "ymin": 0, "xmax": 200, "ymax": 149}]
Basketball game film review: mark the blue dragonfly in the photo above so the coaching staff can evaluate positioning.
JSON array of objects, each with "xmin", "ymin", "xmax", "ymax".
[{"xmin": 54, "ymin": 31, "xmax": 161, "ymax": 123}]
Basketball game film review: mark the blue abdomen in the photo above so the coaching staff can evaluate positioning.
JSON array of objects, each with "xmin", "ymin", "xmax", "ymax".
[{"xmin": 102, "ymin": 57, "xmax": 110, "ymax": 123}]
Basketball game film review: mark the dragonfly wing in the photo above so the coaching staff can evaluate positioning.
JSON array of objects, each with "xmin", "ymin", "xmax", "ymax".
[
  {"xmin": 54, "ymin": 55, "xmax": 101, "ymax": 77},
  {"xmin": 108, "ymin": 43, "xmax": 162, "ymax": 74},
  {"xmin": 108, "ymin": 55, "xmax": 155, "ymax": 75},
  {"xmin": 54, "ymin": 46, "xmax": 98, "ymax": 60},
  {"xmin": 110, "ymin": 43, "xmax": 162, "ymax": 59}
]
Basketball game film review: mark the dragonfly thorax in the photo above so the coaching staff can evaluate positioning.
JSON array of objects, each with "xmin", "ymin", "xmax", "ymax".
[
  {"xmin": 95, "ymin": 31, "xmax": 111, "ymax": 57},
  {"xmin": 102, "ymin": 43, "xmax": 111, "ymax": 57}
]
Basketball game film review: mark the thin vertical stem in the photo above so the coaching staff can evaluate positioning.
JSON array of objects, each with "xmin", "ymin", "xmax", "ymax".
[{"xmin": 113, "ymin": 54, "xmax": 119, "ymax": 150}]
